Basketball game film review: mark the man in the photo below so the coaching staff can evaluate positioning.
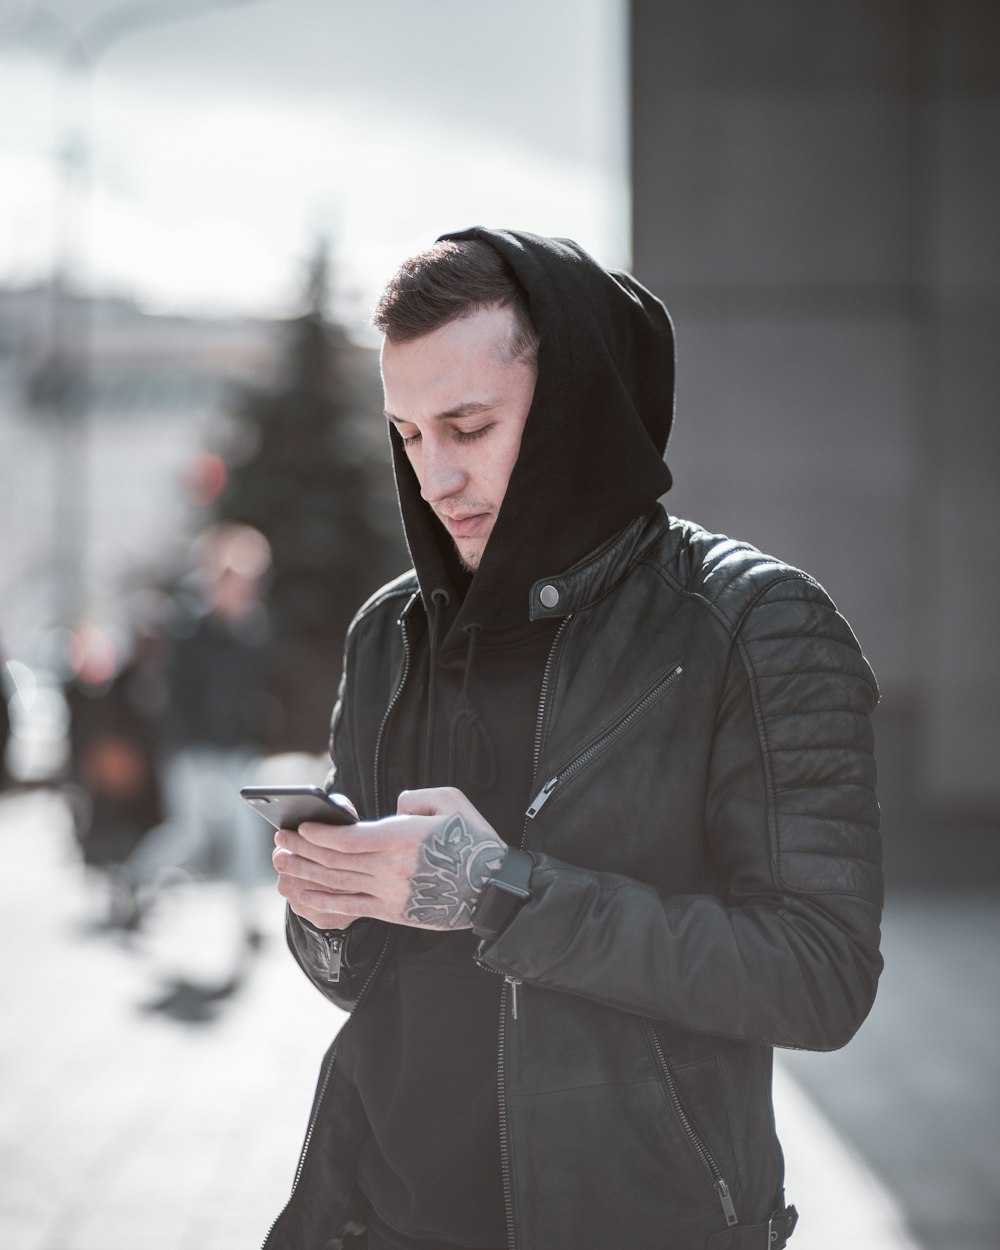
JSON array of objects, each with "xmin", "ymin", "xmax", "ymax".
[
  {"xmin": 266, "ymin": 228, "xmax": 883, "ymax": 1250},
  {"xmin": 124, "ymin": 524, "xmax": 272, "ymax": 951}
]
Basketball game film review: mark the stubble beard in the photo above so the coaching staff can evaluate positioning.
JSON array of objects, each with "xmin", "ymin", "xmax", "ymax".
[
  {"xmin": 434, "ymin": 500, "xmax": 493, "ymax": 573},
  {"xmin": 455, "ymin": 543, "xmax": 482, "ymax": 573}
]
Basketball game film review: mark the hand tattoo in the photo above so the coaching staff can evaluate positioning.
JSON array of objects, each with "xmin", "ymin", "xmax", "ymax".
[{"xmin": 405, "ymin": 813, "xmax": 504, "ymax": 928}]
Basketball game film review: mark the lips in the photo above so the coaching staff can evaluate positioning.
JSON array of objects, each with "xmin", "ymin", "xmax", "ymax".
[{"xmin": 441, "ymin": 512, "xmax": 490, "ymax": 538}]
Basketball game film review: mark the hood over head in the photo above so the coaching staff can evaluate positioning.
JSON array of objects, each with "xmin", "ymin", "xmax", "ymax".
[{"xmin": 387, "ymin": 227, "xmax": 675, "ymax": 649}]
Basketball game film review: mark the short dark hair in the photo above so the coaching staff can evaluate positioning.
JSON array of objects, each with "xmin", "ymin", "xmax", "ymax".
[{"xmin": 373, "ymin": 239, "xmax": 538, "ymax": 366}]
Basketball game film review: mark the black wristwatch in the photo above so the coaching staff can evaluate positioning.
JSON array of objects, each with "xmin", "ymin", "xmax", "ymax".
[{"xmin": 471, "ymin": 846, "xmax": 534, "ymax": 940}]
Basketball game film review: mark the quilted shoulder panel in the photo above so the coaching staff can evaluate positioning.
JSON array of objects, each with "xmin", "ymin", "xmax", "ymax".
[
  {"xmin": 659, "ymin": 517, "xmax": 813, "ymax": 633},
  {"xmin": 736, "ymin": 574, "xmax": 882, "ymax": 905}
]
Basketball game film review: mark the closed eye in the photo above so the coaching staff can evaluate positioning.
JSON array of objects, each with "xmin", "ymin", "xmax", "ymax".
[
  {"xmin": 397, "ymin": 425, "xmax": 493, "ymax": 448},
  {"xmin": 454, "ymin": 425, "xmax": 492, "ymax": 443}
]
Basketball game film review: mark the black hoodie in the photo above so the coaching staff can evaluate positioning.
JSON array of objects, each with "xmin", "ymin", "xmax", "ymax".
[
  {"xmin": 347, "ymin": 229, "xmax": 677, "ymax": 1249},
  {"xmin": 391, "ymin": 227, "xmax": 675, "ymax": 652}
]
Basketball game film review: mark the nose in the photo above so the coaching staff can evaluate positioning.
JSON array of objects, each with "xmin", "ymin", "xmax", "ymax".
[{"xmin": 418, "ymin": 441, "xmax": 468, "ymax": 505}]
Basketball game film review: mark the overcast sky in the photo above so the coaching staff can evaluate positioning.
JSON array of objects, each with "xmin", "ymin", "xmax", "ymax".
[{"xmin": 0, "ymin": 0, "xmax": 627, "ymax": 320}]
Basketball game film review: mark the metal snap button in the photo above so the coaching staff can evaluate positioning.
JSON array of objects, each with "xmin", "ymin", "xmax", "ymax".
[{"xmin": 539, "ymin": 584, "xmax": 560, "ymax": 609}]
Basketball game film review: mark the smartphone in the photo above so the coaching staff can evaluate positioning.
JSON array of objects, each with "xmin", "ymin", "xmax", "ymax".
[{"xmin": 240, "ymin": 785, "xmax": 357, "ymax": 830}]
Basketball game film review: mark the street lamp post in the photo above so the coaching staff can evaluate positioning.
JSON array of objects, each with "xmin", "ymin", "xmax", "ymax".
[{"xmin": 13, "ymin": 0, "xmax": 264, "ymax": 631}]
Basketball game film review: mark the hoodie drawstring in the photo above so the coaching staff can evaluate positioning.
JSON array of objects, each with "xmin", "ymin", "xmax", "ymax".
[
  {"xmin": 423, "ymin": 588, "xmax": 451, "ymax": 787},
  {"xmin": 447, "ymin": 623, "xmax": 498, "ymax": 792},
  {"xmin": 422, "ymin": 598, "xmax": 498, "ymax": 793}
]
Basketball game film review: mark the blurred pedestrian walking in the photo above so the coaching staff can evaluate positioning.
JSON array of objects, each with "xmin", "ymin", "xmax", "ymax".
[
  {"xmin": 123, "ymin": 523, "xmax": 274, "ymax": 975},
  {"xmin": 64, "ymin": 616, "xmax": 168, "ymax": 929}
]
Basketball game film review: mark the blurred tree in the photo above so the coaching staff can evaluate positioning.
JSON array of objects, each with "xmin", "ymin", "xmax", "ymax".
[{"xmin": 214, "ymin": 241, "xmax": 405, "ymax": 752}]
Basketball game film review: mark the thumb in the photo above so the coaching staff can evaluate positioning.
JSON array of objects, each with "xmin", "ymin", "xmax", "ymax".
[{"xmin": 327, "ymin": 791, "xmax": 359, "ymax": 820}]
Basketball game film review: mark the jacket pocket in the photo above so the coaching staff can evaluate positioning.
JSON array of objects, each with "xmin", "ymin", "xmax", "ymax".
[
  {"xmin": 526, "ymin": 662, "xmax": 684, "ymax": 818},
  {"xmin": 645, "ymin": 1022, "xmax": 741, "ymax": 1231}
]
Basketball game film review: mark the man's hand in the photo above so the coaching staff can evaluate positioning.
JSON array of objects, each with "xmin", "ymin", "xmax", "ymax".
[
  {"xmin": 273, "ymin": 786, "xmax": 507, "ymax": 931},
  {"xmin": 272, "ymin": 793, "xmax": 360, "ymax": 930}
]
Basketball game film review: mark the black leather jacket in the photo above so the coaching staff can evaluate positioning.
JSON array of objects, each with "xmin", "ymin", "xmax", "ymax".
[{"xmin": 264, "ymin": 508, "xmax": 883, "ymax": 1250}]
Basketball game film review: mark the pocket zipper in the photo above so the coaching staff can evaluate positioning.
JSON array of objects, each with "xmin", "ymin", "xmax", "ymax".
[
  {"xmin": 526, "ymin": 663, "xmax": 684, "ymax": 818},
  {"xmin": 322, "ymin": 931, "xmax": 345, "ymax": 982},
  {"xmin": 646, "ymin": 1022, "xmax": 738, "ymax": 1227}
]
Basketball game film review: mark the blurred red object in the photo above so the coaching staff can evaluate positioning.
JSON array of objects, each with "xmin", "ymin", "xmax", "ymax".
[{"xmin": 185, "ymin": 453, "xmax": 228, "ymax": 506}]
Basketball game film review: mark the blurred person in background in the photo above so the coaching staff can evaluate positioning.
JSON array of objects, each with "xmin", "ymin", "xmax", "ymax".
[
  {"xmin": 123, "ymin": 523, "xmax": 273, "ymax": 959},
  {"xmin": 64, "ymin": 615, "xmax": 167, "ymax": 929},
  {"xmin": 266, "ymin": 231, "xmax": 883, "ymax": 1250}
]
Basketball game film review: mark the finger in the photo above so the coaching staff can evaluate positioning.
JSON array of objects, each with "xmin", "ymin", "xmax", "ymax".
[
  {"xmin": 277, "ymin": 873, "xmax": 360, "ymax": 913},
  {"xmin": 285, "ymin": 889, "xmax": 364, "ymax": 930},
  {"xmin": 297, "ymin": 910, "xmax": 360, "ymax": 931},
  {"xmin": 275, "ymin": 826, "xmax": 352, "ymax": 865},
  {"xmin": 273, "ymin": 845, "xmax": 373, "ymax": 891},
  {"xmin": 294, "ymin": 819, "xmax": 380, "ymax": 852},
  {"xmin": 273, "ymin": 845, "xmax": 323, "ymax": 881},
  {"xmin": 280, "ymin": 822, "xmax": 381, "ymax": 862},
  {"xmin": 298, "ymin": 888, "xmax": 381, "ymax": 922},
  {"xmin": 328, "ymin": 792, "xmax": 359, "ymax": 819},
  {"xmin": 395, "ymin": 786, "xmax": 464, "ymax": 817},
  {"xmin": 298, "ymin": 814, "xmax": 436, "ymax": 855}
]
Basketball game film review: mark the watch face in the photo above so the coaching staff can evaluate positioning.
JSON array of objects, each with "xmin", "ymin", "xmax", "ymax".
[{"xmin": 473, "ymin": 878, "xmax": 530, "ymax": 939}]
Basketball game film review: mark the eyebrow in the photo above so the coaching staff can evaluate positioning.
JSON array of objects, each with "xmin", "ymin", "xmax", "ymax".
[{"xmin": 384, "ymin": 401, "xmax": 497, "ymax": 424}]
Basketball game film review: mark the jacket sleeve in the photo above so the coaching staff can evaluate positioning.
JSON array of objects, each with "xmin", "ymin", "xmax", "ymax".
[
  {"xmin": 284, "ymin": 615, "xmax": 395, "ymax": 1013},
  {"xmin": 478, "ymin": 575, "xmax": 884, "ymax": 1052}
]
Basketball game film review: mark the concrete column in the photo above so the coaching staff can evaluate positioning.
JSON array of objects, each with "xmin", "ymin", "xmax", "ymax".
[{"xmin": 630, "ymin": 0, "xmax": 1000, "ymax": 865}]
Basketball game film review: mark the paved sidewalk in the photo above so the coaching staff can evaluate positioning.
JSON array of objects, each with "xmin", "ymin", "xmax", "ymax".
[
  {"xmin": 0, "ymin": 786, "xmax": 924, "ymax": 1250},
  {"xmin": 782, "ymin": 889, "xmax": 1000, "ymax": 1250}
]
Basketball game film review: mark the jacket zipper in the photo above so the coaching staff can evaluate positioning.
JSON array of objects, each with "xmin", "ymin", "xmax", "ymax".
[
  {"xmin": 525, "ymin": 662, "xmax": 684, "ymax": 818},
  {"xmin": 262, "ymin": 606, "xmax": 415, "ymax": 1248},
  {"xmin": 645, "ymin": 1022, "xmax": 738, "ymax": 1227},
  {"xmin": 497, "ymin": 977, "xmax": 517, "ymax": 1250},
  {"xmin": 260, "ymin": 929, "xmax": 393, "ymax": 1249},
  {"xmin": 260, "ymin": 1040, "xmax": 340, "ymax": 1248},
  {"xmin": 496, "ymin": 614, "xmax": 573, "ymax": 1250},
  {"xmin": 347, "ymin": 606, "xmax": 412, "ymax": 1018},
  {"xmin": 343, "ymin": 603, "xmax": 412, "ymax": 1039}
]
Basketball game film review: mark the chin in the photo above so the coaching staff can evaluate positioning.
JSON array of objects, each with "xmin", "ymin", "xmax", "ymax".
[{"xmin": 456, "ymin": 545, "xmax": 484, "ymax": 573}]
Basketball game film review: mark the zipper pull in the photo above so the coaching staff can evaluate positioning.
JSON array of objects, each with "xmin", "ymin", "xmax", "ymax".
[
  {"xmin": 526, "ymin": 777, "xmax": 558, "ymax": 818},
  {"xmin": 715, "ymin": 1178, "xmax": 737, "ymax": 1226},
  {"xmin": 505, "ymin": 975, "xmax": 522, "ymax": 1020},
  {"xmin": 325, "ymin": 932, "xmax": 344, "ymax": 983}
]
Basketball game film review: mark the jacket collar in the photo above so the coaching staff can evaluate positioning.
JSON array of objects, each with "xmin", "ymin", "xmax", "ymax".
[
  {"xmin": 528, "ymin": 506, "xmax": 667, "ymax": 620},
  {"xmin": 397, "ymin": 506, "xmax": 669, "ymax": 629}
]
